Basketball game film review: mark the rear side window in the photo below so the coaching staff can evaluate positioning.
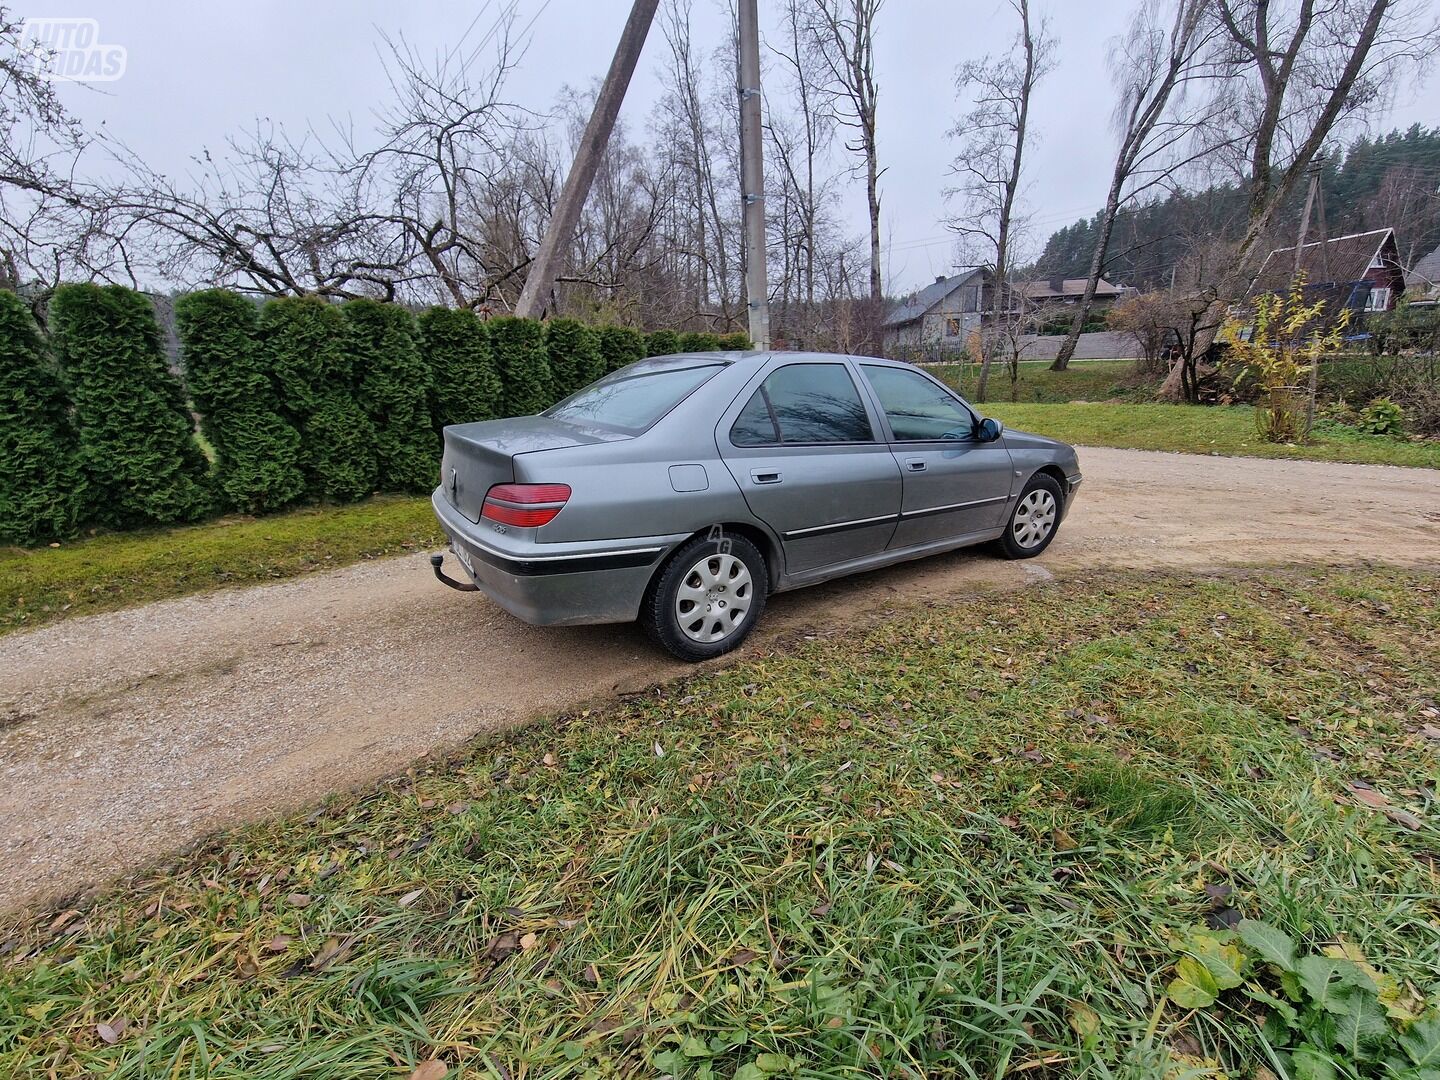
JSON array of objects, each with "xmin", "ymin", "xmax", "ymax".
[
  {"xmin": 860, "ymin": 364, "xmax": 976, "ymax": 441},
  {"xmin": 546, "ymin": 365, "xmax": 720, "ymax": 433},
  {"xmin": 729, "ymin": 363, "xmax": 873, "ymax": 446}
]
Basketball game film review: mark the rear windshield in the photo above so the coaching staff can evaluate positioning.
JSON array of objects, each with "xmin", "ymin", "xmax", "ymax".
[{"xmin": 545, "ymin": 364, "xmax": 721, "ymax": 433}]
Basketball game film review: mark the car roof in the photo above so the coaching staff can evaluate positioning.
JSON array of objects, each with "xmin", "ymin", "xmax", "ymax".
[{"xmin": 646, "ymin": 349, "xmax": 907, "ymax": 370}]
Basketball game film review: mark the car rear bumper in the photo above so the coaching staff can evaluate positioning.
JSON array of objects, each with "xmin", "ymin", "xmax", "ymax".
[{"xmin": 431, "ymin": 489, "xmax": 675, "ymax": 626}]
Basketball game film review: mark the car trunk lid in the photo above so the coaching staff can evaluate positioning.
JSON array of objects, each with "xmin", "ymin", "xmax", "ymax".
[{"xmin": 440, "ymin": 416, "xmax": 629, "ymax": 523}]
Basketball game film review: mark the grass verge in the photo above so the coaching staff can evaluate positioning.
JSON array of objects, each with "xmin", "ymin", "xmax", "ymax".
[
  {"xmin": 2, "ymin": 565, "xmax": 1437, "ymax": 1077},
  {"xmin": 931, "ymin": 358, "xmax": 1154, "ymax": 404},
  {"xmin": 988, "ymin": 402, "xmax": 1440, "ymax": 469},
  {"xmin": 0, "ymin": 496, "xmax": 440, "ymax": 637}
]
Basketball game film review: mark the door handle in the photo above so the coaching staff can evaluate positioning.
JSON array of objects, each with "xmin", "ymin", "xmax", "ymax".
[
  {"xmin": 750, "ymin": 469, "xmax": 783, "ymax": 484},
  {"xmin": 904, "ymin": 458, "xmax": 927, "ymax": 472}
]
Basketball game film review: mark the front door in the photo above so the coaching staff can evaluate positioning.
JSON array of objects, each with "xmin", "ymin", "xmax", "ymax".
[
  {"xmin": 857, "ymin": 364, "xmax": 1014, "ymax": 548},
  {"xmin": 718, "ymin": 361, "xmax": 901, "ymax": 574}
]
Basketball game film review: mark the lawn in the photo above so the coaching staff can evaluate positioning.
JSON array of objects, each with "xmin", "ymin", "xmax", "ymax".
[
  {"xmin": 0, "ymin": 495, "xmax": 440, "ymax": 637},
  {"xmin": 931, "ymin": 358, "xmax": 1154, "ymax": 404},
  {"xmin": 987, "ymin": 402, "xmax": 1440, "ymax": 469},
  {"xmin": 2, "ymin": 565, "xmax": 1437, "ymax": 1078}
]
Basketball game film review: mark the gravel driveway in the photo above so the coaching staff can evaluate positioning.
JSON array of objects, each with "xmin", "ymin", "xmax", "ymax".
[{"xmin": 3, "ymin": 446, "xmax": 1438, "ymax": 915}]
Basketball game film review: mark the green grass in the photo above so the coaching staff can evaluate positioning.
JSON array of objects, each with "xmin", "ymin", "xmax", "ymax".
[
  {"xmin": 989, "ymin": 402, "xmax": 1440, "ymax": 468},
  {"xmin": 0, "ymin": 496, "xmax": 440, "ymax": 636},
  {"xmin": 932, "ymin": 358, "xmax": 1155, "ymax": 404},
  {"xmin": 3, "ymin": 565, "xmax": 1438, "ymax": 1078}
]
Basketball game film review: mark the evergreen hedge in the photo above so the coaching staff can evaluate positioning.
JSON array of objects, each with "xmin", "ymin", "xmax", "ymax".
[
  {"xmin": 174, "ymin": 289, "xmax": 304, "ymax": 514},
  {"xmin": 49, "ymin": 284, "xmax": 210, "ymax": 529},
  {"xmin": 346, "ymin": 299, "xmax": 436, "ymax": 493},
  {"xmin": 678, "ymin": 331, "xmax": 723, "ymax": 352},
  {"xmin": 419, "ymin": 306, "xmax": 501, "ymax": 429},
  {"xmin": 598, "ymin": 325, "xmax": 647, "ymax": 373},
  {"xmin": 0, "ymin": 291, "xmax": 85, "ymax": 544},
  {"xmin": 259, "ymin": 296, "xmax": 376, "ymax": 502},
  {"xmin": 545, "ymin": 318, "xmax": 604, "ymax": 400},
  {"xmin": 719, "ymin": 331, "xmax": 753, "ymax": 350},
  {"xmin": 645, "ymin": 329, "xmax": 681, "ymax": 357},
  {"xmin": 490, "ymin": 315, "xmax": 552, "ymax": 417}
]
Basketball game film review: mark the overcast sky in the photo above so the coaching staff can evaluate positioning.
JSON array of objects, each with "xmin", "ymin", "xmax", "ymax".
[{"xmin": 25, "ymin": 0, "xmax": 1439, "ymax": 293}]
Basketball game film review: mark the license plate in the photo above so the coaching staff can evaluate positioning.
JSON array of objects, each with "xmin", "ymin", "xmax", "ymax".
[{"xmin": 453, "ymin": 545, "xmax": 475, "ymax": 577}]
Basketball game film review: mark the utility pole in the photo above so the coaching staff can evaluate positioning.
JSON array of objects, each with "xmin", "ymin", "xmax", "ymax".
[
  {"xmin": 514, "ymin": 0, "xmax": 661, "ymax": 319},
  {"xmin": 738, "ymin": 0, "xmax": 771, "ymax": 349}
]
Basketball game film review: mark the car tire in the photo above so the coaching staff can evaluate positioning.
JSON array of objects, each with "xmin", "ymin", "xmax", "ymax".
[
  {"xmin": 994, "ymin": 473, "xmax": 1065, "ymax": 560},
  {"xmin": 642, "ymin": 532, "xmax": 768, "ymax": 662}
]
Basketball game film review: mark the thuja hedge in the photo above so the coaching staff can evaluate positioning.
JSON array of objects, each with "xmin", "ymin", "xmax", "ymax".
[
  {"xmin": 0, "ymin": 282, "xmax": 751, "ymax": 545},
  {"xmin": 175, "ymin": 289, "xmax": 304, "ymax": 514},
  {"xmin": 0, "ymin": 291, "xmax": 84, "ymax": 545},
  {"xmin": 49, "ymin": 284, "xmax": 212, "ymax": 530}
]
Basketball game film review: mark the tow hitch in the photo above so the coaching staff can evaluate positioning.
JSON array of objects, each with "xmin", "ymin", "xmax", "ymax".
[{"xmin": 431, "ymin": 553, "xmax": 478, "ymax": 592}]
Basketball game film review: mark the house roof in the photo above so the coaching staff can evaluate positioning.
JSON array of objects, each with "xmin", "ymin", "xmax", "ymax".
[
  {"xmin": 1015, "ymin": 277, "xmax": 1127, "ymax": 300},
  {"xmin": 882, "ymin": 270, "xmax": 982, "ymax": 328},
  {"xmin": 1407, "ymin": 242, "xmax": 1440, "ymax": 294},
  {"xmin": 1250, "ymin": 228, "xmax": 1397, "ymax": 297}
]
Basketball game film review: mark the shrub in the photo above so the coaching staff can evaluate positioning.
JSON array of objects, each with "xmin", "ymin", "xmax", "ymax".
[
  {"xmin": 1357, "ymin": 397, "xmax": 1405, "ymax": 436},
  {"xmin": 490, "ymin": 316, "xmax": 552, "ymax": 417},
  {"xmin": 49, "ymin": 284, "xmax": 210, "ymax": 528},
  {"xmin": 259, "ymin": 296, "xmax": 376, "ymax": 501},
  {"xmin": 1220, "ymin": 276, "xmax": 1348, "ymax": 442},
  {"xmin": 718, "ymin": 331, "xmax": 753, "ymax": 350},
  {"xmin": 0, "ymin": 290, "xmax": 85, "ymax": 544},
  {"xmin": 678, "ymin": 330, "xmax": 723, "ymax": 352},
  {"xmin": 174, "ymin": 289, "xmax": 304, "ymax": 514},
  {"xmin": 598, "ymin": 325, "xmax": 647, "ymax": 373},
  {"xmin": 545, "ymin": 318, "xmax": 604, "ymax": 400},
  {"xmin": 419, "ymin": 306, "xmax": 501, "ymax": 429},
  {"xmin": 346, "ymin": 299, "xmax": 436, "ymax": 493},
  {"xmin": 646, "ymin": 329, "xmax": 681, "ymax": 357}
]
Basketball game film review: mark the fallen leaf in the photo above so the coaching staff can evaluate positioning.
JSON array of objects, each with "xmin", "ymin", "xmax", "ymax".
[
  {"xmin": 542, "ymin": 752, "xmax": 558, "ymax": 767},
  {"xmin": 1052, "ymin": 829, "xmax": 1077, "ymax": 851},
  {"xmin": 309, "ymin": 936, "xmax": 353, "ymax": 970},
  {"xmin": 398, "ymin": 889, "xmax": 423, "ymax": 908},
  {"xmin": 263, "ymin": 935, "xmax": 292, "ymax": 953},
  {"xmin": 409, "ymin": 1060, "xmax": 447, "ymax": 1080},
  {"xmin": 582, "ymin": 963, "xmax": 600, "ymax": 984},
  {"xmin": 285, "ymin": 893, "xmax": 312, "ymax": 908},
  {"xmin": 445, "ymin": 802, "xmax": 469, "ymax": 815},
  {"xmin": 48, "ymin": 909, "xmax": 82, "ymax": 932},
  {"xmin": 519, "ymin": 932, "xmax": 539, "ymax": 951},
  {"xmin": 486, "ymin": 930, "xmax": 522, "ymax": 960},
  {"xmin": 1383, "ymin": 807, "xmax": 1423, "ymax": 831},
  {"xmin": 96, "ymin": 1020, "xmax": 124, "ymax": 1044}
]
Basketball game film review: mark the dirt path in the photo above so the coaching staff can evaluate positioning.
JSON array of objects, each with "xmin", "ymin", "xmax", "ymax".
[{"xmin": 3, "ymin": 447, "xmax": 1438, "ymax": 915}]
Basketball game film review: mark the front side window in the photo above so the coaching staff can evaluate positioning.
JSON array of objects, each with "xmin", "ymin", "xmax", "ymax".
[
  {"xmin": 729, "ymin": 363, "xmax": 873, "ymax": 446},
  {"xmin": 861, "ymin": 364, "xmax": 976, "ymax": 442},
  {"xmin": 547, "ymin": 364, "xmax": 720, "ymax": 433}
]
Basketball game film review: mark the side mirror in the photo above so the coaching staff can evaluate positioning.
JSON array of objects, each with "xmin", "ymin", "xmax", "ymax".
[{"xmin": 977, "ymin": 417, "xmax": 1004, "ymax": 442}]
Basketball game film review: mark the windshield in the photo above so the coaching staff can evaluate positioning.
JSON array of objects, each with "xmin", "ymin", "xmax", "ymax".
[{"xmin": 545, "ymin": 364, "xmax": 721, "ymax": 433}]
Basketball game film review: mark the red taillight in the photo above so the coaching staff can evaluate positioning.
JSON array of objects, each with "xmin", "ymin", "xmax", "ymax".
[{"xmin": 481, "ymin": 483, "xmax": 571, "ymax": 527}]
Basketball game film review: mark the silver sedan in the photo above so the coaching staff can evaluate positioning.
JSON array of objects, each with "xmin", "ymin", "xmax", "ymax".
[{"xmin": 431, "ymin": 351, "xmax": 1081, "ymax": 660}]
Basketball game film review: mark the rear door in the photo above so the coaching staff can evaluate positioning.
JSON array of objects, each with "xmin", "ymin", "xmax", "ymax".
[
  {"xmin": 857, "ymin": 364, "xmax": 1014, "ymax": 548},
  {"xmin": 718, "ymin": 360, "xmax": 900, "ymax": 575}
]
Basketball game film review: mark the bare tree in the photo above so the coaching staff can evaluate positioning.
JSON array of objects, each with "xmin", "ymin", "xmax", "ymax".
[
  {"xmin": 1156, "ymin": 0, "xmax": 1440, "ymax": 399},
  {"xmin": 1050, "ymin": 0, "xmax": 1220, "ymax": 371},
  {"xmin": 808, "ymin": 0, "xmax": 885, "ymax": 304},
  {"xmin": 945, "ymin": 0, "xmax": 1054, "ymax": 403}
]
